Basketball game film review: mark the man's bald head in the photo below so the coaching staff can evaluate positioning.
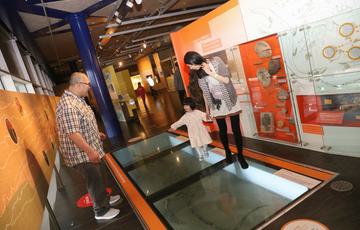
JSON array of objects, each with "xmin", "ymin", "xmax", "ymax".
[
  {"xmin": 69, "ymin": 72, "xmax": 88, "ymax": 85},
  {"xmin": 68, "ymin": 72, "xmax": 91, "ymax": 97}
]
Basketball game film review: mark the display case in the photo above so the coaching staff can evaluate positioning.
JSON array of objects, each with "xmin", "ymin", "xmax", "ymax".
[
  {"xmin": 279, "ymin": 8, "xmax": 360, "ymax": 156},
  {"xmin": 239, "ymin": 34, "xmax": 299, "ymax": 143}
]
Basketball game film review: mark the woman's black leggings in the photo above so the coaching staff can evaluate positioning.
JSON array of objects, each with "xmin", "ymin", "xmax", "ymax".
[{"xmin": 216, "ymin": 114, "xmax": 244, "ymax": 158}]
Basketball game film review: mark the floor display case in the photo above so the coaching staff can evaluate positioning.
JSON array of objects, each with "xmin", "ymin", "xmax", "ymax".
[{"xmin": 110, "ymin": 132, "xmax": 332, "ymax": 229}]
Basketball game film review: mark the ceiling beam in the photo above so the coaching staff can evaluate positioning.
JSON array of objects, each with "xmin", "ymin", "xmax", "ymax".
[
  {"xmin": 125, "ymin": 39, "xmax": 160, "ymax": 49},
  {"xmin": 132, "ymin": 32, "xmax": 170, "ymax": 43},
  {"xmin": 100, "ymin": 16, "xmax": 199, "ymax": 39},
  {"xmin": 83, "ymin": 0, "xmax": 118, "ymax": 17},
  {"xmin": 105, "ymin": 4, "xmax": 221, "ymax": 28}
]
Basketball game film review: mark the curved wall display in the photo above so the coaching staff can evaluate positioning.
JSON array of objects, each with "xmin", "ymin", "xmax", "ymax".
[
  {"xmin": 0, "ymin": 90, "xmax": 59, "ymax": 229},
  {"xmin": 239, "ymin": 34, "xmax": 299, "ymax": 143}
]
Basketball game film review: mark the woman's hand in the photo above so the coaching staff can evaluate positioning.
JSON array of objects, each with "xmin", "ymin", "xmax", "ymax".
[
  {"xmin": 201, "ymin": 62, "xmax": 229, "ymax": 84},
  {"xmin": 201, "ymin": 63, "xmax": 216, "ymax": 76}
]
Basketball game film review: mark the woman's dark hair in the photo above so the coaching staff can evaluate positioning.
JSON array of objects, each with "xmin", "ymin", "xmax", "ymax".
[
  {"xmin": 182, "ymin": 97, "xmax": 196, "ymax": 110},
  {"xmin": 184, "ymin": 51, "xmax": 207, "ymax": 111},
  {"xmin": 184, "ymin": 51, "xmax": 205, "ymax": 65}
]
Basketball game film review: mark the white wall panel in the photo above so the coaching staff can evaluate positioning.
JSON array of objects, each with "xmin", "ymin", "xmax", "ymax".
[{"xmin": 239, "ymin": 0, "xmax": 360, "ymax": 41}]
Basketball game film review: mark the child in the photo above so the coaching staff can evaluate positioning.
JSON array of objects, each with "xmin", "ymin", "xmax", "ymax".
[{"xmin": 169, "ymin": 97, "xmax": 212, "ymax": 161}]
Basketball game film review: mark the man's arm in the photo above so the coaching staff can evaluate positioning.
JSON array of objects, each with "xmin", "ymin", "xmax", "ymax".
[{"xmin": 68, "ymin": 133, "xmax": 100, "ymax": 163}]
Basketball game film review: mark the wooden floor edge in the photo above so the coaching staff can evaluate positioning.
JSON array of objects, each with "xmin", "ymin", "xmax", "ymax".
[
  {"xmin": 104, "ymin": 154, "xmax": 167, "ymax": 230},
  {"xmin": 169, "ymin": 130, "xmax": 335, "ymax": 181}
]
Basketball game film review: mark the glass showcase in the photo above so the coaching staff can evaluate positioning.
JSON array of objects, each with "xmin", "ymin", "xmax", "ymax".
[{"xmin": 278, "ymin": 8, "xmax": 360, "ymax": 155}]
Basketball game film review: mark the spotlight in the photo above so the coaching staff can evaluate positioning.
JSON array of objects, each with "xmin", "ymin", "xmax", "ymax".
[
  {"xmin": 134, "ymin": 0, "xmax": 142, "ymax": 4},
  {"xmin": 115, "ymin": 17, "xmax": 122, "ymax": 24},
  {"xmin": 118, "ymin": 61, "xmax": 123, "ymax": 66},
  {"xmin": 114, "ymin": 11, "xmax": 119, "ymax": 17},
  {"xmin": 126, "ymin": 0, "xmax": 133, "ymax": 8},
  {"xmin": 140, "ymin": 48, "xmax": 143, "ymax": 52},
  {"xmin": 128, "ymin": 54, "xmax": 132, "ymax": 58},
  {"xmin": 142, "ymin": 42, "xmax": 147, "ymax": 48}
]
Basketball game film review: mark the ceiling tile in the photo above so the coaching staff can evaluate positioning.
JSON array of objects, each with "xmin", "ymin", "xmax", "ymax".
[
  {"xmin": 19, "ymin": 11, "xmax": 61, "ymax": 32},
  {"xmin": 37, "ymin": 0, "xmax": 101, "ymax": 13}
]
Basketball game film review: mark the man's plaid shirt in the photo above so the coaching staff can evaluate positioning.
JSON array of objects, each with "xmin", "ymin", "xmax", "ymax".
[{"xmin": 56, "ymin": 90, "xmax": 105, "ymax": 167}]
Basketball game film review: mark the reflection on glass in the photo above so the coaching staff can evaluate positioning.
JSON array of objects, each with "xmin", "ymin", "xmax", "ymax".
[
  {"xmin": 154, "ymin": 163, "xmax": 307, "ymax": 230},
  {"xmin": 128, "ymin": 146, "xmax": 224, "ymax": 196},
  {"xmin": 112, "ymin": 133, "xmax": 187, "ymax": 167}
]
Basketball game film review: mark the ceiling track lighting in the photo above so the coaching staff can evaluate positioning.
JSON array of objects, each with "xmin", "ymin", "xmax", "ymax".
[
  {"xmin": 113, "ymin": 10, "xmax": 122, "ymax": 24},
  {"xmin": 126, "ymin": 0, "xmax": 134, "ymax": 8},
  {"xmin": 115, "ymin": 17, "xmax": 122, "ymax": 24}
]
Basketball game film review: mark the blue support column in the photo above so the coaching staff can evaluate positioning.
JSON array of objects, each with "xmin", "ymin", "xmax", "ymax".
[{"xmin": 67, "ymin": 13, "xmax": 121, "ymax": 139}]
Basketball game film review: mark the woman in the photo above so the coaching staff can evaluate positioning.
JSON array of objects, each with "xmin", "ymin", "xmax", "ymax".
[{"xmin": 184, "ymin": 51, "xmax": 248, "ymax": 169}]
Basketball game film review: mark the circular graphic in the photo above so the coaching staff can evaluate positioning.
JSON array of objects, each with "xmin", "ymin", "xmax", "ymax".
[
  {"xmin": 330, "ymin": 180, "xmax": 353, "ymax": 192},
  {"xmin": 256, "ymin": 67, "xmax": 271, "ymax": 87},
  {"xmin": 282, "ymin": 219, "xmax": 329, "ymax": 230},
  {"xmin": 255, "ymin": 41, "xmax": 272, "ymax": 58},
  {"xmin": 339, "ymin": 22, "xmax": 355, "ymax": 37},
  {"xmin": 322, "ymin": 46, "xmax": 337, "ymax": 59},
  {"xmin": 347, "ymin": 46, "xmax": 360, "ymax": 60},
  {"xmin": 5, "ymin": 119, "xmax": 17, "ymax": 144}
]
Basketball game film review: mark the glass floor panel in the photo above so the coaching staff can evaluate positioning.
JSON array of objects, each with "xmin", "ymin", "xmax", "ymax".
[
  {"xmin": 128, "ymin": 146, "xmax": 225, "ymax": 196},
  {"xmin": 111, "ymin": 132, "xmax": 324, "ymax": 229},
  {"xmin": 112, "ymin": 132, "xmax": 187, "ymax": 167},
  {"xmin": 154, "ymin": 163, "xmax": 308, "ymax": 230}
]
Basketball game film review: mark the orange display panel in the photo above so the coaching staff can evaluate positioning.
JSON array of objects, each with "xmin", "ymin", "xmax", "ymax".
[
  {"xmin": 297, "ymin": 93, "xmax": 360, "ymax": 127},
  {"xmin": 239, "ymin": 34, "xmax": 299, "ymax": 143}
]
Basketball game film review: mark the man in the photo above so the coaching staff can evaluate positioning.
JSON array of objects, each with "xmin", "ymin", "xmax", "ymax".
[
  {"xmin": 56, "ymin": 72, "xmax": 121, "ymax": 220},
  {"xmin": 173, "ymin": 62, "xmax": 185, "ymax": 104}
]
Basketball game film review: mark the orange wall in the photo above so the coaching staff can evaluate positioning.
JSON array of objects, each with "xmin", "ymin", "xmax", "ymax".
[
  {"xmin": 0, "ymin": 90, "xmax": 59, "ymax": 229},
  {"xmin": 170, "ymin": 0, "xmax": 242, "ymax": 93}
]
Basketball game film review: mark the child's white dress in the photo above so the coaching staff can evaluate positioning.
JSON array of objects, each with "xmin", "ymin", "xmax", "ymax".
[{"xmin": 170, "ymin": 110, "xmax": 212, "ymax": 148}]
